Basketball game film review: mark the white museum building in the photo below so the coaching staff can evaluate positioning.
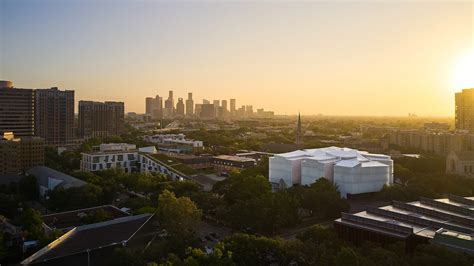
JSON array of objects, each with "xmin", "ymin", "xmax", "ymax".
[{"xmin": 269, "ymin": 147, "xmax": 393, "ymax": 198}]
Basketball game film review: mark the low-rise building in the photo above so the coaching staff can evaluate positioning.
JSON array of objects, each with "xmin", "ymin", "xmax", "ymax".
[
  {"xmin": 212, "ymin": 155, "xmax": 256, "ymax": 175},
  {"xmin": 269, "ymin": 147, "xmax": 393, "ymax": 198},
  {"xmin": 21, "ymin": 214, "xmax": 155, "ymax": 266},
  {"xmin": 334, "ymin": 195, "xmax": 474, "ymax": 254},
  {"xmin": 41, "ymin": 205, "xmax": 130, "ymax": 232},
  {"xmin": 80, "ymin": 143, "xmax": 139, "ymax": 173},
  {"xmin": 0, "ymin": 132, "xmax": 44, "ymax": 174},
  {"xmin": 144, "ymin": 134, "xmax": 203, "ymax": 153}
]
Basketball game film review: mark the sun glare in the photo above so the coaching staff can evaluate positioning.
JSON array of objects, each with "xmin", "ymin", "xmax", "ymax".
[{"xmin": 453, "ymin": 51, "xmax": 474, "ymax": 91}]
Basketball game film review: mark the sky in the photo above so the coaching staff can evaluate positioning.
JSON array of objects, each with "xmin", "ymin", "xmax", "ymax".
[{"xmin": 1, "ymin": 0, "xmax": 473, "ymax": 116}]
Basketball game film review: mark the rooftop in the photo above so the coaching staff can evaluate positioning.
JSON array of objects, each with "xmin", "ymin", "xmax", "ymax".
[
  {"xmin": 213, "ymin": 155, "xmax": 256, "ymax": 162},
  {"xmin": 27, "ymin": 166, "xmax": 87, "ymax": 190},
  {"xmin": 22, "ymin": 214, "xmax": 153, "ymax": 265},
  {"xmin": 335, "ymin": 195, "xmax": 474, "ymax": 252},
  {"xmin": 274, "ymin": 146, "xmax": 391, "ymax": 168},
  {"xmin": 42, "ymin": 205, "xmax": 131, "ymax": 230}
]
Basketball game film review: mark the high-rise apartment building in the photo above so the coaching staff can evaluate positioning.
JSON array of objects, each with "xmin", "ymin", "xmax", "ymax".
[
  {"xmin": 78, "ymin": 101, "xmax": 124, "ymax": 139},
  {"xmin": 455, "ymin": 88, "xmax": 474, "ymax": 132},
  {"xmin": 176, "ymin": 98, "xmax": 185, "ymax": 116},
  {"xmin": 186, "ymin": 93, "xmax": 194, "ymax": 117},
  {"xmin": 0, "ymin": 81, "xmax": 35, "ymax": 137},
  {"xmin": 35, "ymin": 87, "xmax": 74, "ymax": 145},
  {"xmin": 230, "ymin": 99, "xmax": 236, "ymax": 113}
]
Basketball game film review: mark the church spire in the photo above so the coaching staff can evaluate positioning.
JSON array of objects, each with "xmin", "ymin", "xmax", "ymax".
[{"xmin": 296, "ymin": 112, "xmax": 302, "ymax": 145}]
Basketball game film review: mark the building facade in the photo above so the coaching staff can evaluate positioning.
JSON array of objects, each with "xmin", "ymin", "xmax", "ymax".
[
  {"xmin": 269, "ymin": 147, "xmax": 393, "ymax": 198},
  {"xmin": 80, "ymin": 143, "xmax": 139, "ymax": 173},
  {"xmin": 0, "ymin": 132, "xmax": 44, "ymax": 174},
  {"xmin": 78, "ymin": 101, "xmax": 124, "ymax": 139},
  {"xmin": 212, "ymin": 155, "xmax": 256, "ymax": 175},
  {"xmin": 35, "ymin": 88, "xmax": 75, "ymax": 145},
  {"xmin": 0, "ymin": 82, "xmax": 35, "ymax": 137}
]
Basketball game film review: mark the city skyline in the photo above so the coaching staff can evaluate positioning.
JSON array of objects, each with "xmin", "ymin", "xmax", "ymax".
[{"xmin": 1, "ymin": 1, "xmax": 473, "ymax": 116}]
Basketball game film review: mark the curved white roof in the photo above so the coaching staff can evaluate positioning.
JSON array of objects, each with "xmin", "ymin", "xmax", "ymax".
[{"xmin": 275, "ymin": 146, "xmax": 391, "ymax": 168}]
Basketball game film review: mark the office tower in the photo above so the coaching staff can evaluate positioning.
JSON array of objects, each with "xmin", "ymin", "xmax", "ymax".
[
  {"xmin": 186, "ymin": 93, "xmax": 194, "ymax": 117},
  {"xmin": 200, "ymin": 104, "xmax": 215, "ymax": 119},
  {"xmin": 455, "ymin": 88, "xmax": 474, "ymax": 132},
  {"xmin": 230, "ymin": 99, "xmax": 236, "ymax": 116},
  {"xmin": 0, "ymin": 81, "xmax": 35, "ymax": 137},
  {"xmin": 238, "ymin": 105, "xmax": 246, "ymax": 117},
  {"xmin": 78, "ymin": 101, "xmax": 124, "ymax": 139},
  {"xmin": 35, "ymin": 87, "xmax": 75, "ymax": 145},
  {"xmin": 213, "ymin": 100, "xmax": 220, "ymax": 116},
  {"xmin": 164, "ymin": 90, "xmax": 174, "ymax": 118},
  {"xmin": 146, "ymin": 97, "xmax": 155, "ymax": 116},
  {"xmin": 0, "ymin": 132, "xmax": 44, "ymax": 174},
  {"xmin": 221, "ymin": 100, "xmax": 228, "ymax": 112},
  {"xmin": 146, "ymin": 95, "xmax": 163, "ymax": 119},
  {"xmin": 154, "ymin": 95, "xmax": 163, "ymax": 119},
  {"xmin": 176, "ymin": 98, "xmax": 185, "ymax": 116},
  {"xmin": 246, "ymin": 105, "xmax": 253, "ymax": 116},
  {"xmin": 195, "ymin": 104, "xmax": 202, "ymax": 117},
  {"xmin": 203, "ymin": 99, "xmax": 210, "ymax": 104}
]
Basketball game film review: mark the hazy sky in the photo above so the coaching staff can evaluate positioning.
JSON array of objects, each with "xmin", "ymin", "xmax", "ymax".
[{"xmin": 1, "ymin": 0, "xmax": 473, "ymax": 116}]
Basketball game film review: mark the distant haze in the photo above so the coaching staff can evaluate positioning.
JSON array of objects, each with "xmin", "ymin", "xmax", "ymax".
[{"xmin": 1, "ymin": 1, "xmax": 472, "ymax": 116}]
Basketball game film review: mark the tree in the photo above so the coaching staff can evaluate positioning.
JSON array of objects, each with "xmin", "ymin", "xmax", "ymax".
[
  {"xmin": 18, "ymin": 208, "xmax": 44, "ymax": 240},
  {"xmin": 219, "ymin": 233, "xmax": 286, "ymax": 265},
  {"xmin": 213, "ymin": 175, "xmax": 271, "ymax": 205},
  {"xmin": 49, "ymin": 184, "xmax": 103, "ymax": 211},
  {"xmin": 156, "ymin": 190, "xmax": 202, "ymax": 235},
  {"xmin": 335, "ymin": 247, "xmax": 359, "ymax": 266},
  {"xmin": 80, "ymin": 209, "xmax": 112, "ymax": 224},
  {"xmin": 290, "ymin": 179, "xmax": 349, "ymax": 219}
]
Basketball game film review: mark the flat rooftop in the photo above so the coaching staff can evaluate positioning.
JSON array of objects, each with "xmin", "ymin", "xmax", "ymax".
[
  {"xmin": 335, "ymin": 195, "xmax": 474, "ymax": 247},
  {"xmin": 42, "ymin": 205, "xmax": 130, "ymax": 230},
  {"xmin": 213, "ymin": 155, "xmax": 256, "ymax": 162}
]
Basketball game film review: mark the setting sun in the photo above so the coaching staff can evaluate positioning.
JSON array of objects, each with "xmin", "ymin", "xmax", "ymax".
[{"xmin": 453, "ymin": 51, "xmax": 474, "ymax": 90}]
